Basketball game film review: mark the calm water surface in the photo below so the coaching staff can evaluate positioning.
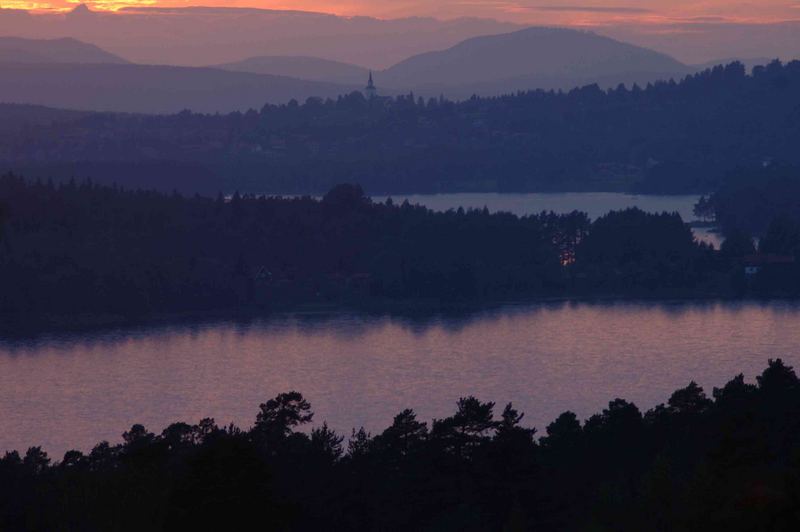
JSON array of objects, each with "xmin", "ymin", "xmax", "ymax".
[{"xmin": 1, "ymin": 301, "xmax": 798, "ymax": 455}]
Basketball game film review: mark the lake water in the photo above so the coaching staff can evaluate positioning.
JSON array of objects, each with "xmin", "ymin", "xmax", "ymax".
[
  {"xmin": 374, "ymin": 192, "xmax": 721, "ymax": 247},
  {"xmin": 2, "ymin": 301, "xmax": 799, "ymax": 456}
]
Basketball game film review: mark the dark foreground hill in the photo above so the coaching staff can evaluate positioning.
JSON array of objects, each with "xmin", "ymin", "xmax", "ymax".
[
  {"xmin": 3, "ymin": 176, "xmax": 799, "ymax": 325},
  {"xmin": 2, "ymin": 359, "xmax": 800, "ymax": 531},
  {"xmin": 0, "ymin": 176, "xmax": 703, "ymax": 319}
]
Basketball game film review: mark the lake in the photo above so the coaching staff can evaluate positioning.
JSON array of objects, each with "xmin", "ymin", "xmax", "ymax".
[
  {"xmin": 2, "ymin": 301, "xmax": 798, "ymax": 456},
  {"xmin": 373, "ymin": 192, "xmax": 722, "ymax": 247}
]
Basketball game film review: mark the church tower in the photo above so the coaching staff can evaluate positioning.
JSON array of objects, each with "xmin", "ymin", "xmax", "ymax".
[{"xmin": 365, "ymin": 71, "xmax": 377, "ymax": 99}]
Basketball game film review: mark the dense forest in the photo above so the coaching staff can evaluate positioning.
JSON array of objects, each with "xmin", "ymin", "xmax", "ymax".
[
  {"xmin": 4, "ymin": 173, "xmax": 783, "ymax": 324},
  {"xmin": 693, "ymin": 165, "xmax": 800, "ymax": 295},
  {"xmin": 3, "ymin": 359, "xmax": 800, "ymax": 531},
  {"xmin": 698, "ymin": 164, "xmax": 800, "ymax": 240},
  {"xmin": 1, "ymin": 60, "xmax": 799, "ymax": 195}
]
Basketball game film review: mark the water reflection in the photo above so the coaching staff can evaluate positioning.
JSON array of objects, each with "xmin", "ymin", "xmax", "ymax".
[{"xmin": 2, "ymin": 300, "xmax": 798, "ymax": 456}]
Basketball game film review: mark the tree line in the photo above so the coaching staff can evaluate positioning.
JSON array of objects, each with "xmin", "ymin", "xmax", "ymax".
[
  {"xmin": 1, "ymin": 60, "xmax": 799, "ymax": 195},
  {"xmin": 2, "ymin": 359, "xmax": 800, "ymax": 530},
  {"xmin": 1, "ymin": 174, "xmax": 766, "ymax": 326},
  {"xmin": 698, "ymin": 164, "xmax": 800, "ymax": 246},
  {"xmin": 693, "ymin": 164, "xmax": 800, "ymax": 292}
]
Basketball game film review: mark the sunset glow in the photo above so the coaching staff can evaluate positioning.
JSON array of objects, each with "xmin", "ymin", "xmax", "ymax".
[{"xmin": 6, "ymin": 0, "xmax": 800, "ymax": 26}]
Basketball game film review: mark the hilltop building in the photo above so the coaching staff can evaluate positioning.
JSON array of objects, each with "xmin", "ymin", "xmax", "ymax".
[{"xmin": 364, "ymin": 71, "xmax": 377, "ymax": 99}]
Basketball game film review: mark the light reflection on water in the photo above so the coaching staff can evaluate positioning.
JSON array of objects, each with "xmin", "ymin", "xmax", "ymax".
[{"xmin": 1, "ymin": 300, "xmax": 797, "ymax": 456}]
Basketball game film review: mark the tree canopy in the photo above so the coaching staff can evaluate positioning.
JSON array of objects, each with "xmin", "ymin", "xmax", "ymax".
[
  {"xmin": 3, "ymin": 361, "xmax": 800, "ymax": 531},
  {"xmin": 2, "ymin": 61, "xmax": 799, "ymax": 195}
]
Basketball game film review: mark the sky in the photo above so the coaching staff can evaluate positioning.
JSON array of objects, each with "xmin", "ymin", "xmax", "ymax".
[{"xmin": 4, "ymin": 1, "xmax": 800, "ymax": 26}]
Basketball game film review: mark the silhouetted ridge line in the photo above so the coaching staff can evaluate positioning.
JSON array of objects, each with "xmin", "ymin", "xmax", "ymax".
[
  {"xmin": 2, "ymin": 174, "xmax": 800, "ymax": 328},
  {"xmin": 379, "ymin": 26, "xmax": 690, "ymax": 96},
  {"xmin": 0, "ymin": 60, "xmax": 798, "ymax": 195},
  {"xmin": 0, "ymin": 36, "xmax": 129, "ymax": 65},
  {"xmin": 2, "ymin": 360, "xmax": 800, "ymax": 530}
]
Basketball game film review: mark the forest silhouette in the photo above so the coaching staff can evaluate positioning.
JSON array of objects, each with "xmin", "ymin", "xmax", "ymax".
[
  {"xmin": 5, "ymin": 173, "xmax": 797, "ymax": 325},
  {"xmin": 2, "ymin": 172, "xmax": 800, "ymax": 326},
  {"xmin": 2, "ymin": 360, "xmax": 800, "ymax": 530},
  {"xmin": 2, "ymin": 61, "xmax": 799, "ymax": 195}
]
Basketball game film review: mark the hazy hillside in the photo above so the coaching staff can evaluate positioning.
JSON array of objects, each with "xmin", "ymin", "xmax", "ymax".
[
  {"xmin": 0, "ymin": 36, "xmax": 128, "ymax": 64},
  {"xmin": 380, "ymin": 27, "xmax": 690, "ymax": 96},
  {"xmin": 217, "ymin": 28, "xmax": 692, "ymax": 98},
  {"xmin": 0, "ymin": 63, "xmax": 357, "ymax": 114},
  {"xmin": 0, "ymin": 5, "xmax": 520, "ymax": 69},
  {"xmin": 0, "ymin": 103, "xmax": 87, "ymax": 134},
  {"xmin": 603, "ymin": 21, "xmax": 800, "ymax": 69},
  {"xmin": 2, "ymin": 61, "xmax": 798, "ymax": 196},
  {"xmin": 217, "ymin": 56, "xmax": 371, "ymax": 86}
]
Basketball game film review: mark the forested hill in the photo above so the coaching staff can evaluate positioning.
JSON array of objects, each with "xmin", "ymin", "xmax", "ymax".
[
  {"xmin": 699, "ymin": 165, "xmax": 800, "ymax": 236},
  {"xmin": 3, "ymin": 175, "xmax": 799, "ymax": 325},
  {"xmin": 1, "ymin": 60, "xmax": 799, "ymax": 195}
]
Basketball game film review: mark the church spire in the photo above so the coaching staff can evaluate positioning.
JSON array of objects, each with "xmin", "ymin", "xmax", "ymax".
[{"xmin": 365, "ymin": 71, "xmax": 377, "ymax": 98}]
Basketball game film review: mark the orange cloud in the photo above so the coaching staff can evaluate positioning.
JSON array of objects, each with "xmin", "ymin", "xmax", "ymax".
[{"xmin": 6, "ymin": 0, "xmax": 800, "ymax": 25}]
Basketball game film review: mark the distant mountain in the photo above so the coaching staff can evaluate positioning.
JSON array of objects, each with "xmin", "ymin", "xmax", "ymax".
[
  {"xmin": 0, "ymin": 63, "xmax": 358, "ymax": 114},
  {"xmin": 0, "ymin": 36, "xmax": 128, "ymax": 64},
  {"xmin": 216, "ymin": 56, "xmax": 371, "ymax": 86},
  {"xmin": 601, "ymin": 21, "xmax": 800, "ymax": 71},
  {"xmin": 2, "ymin": 59, "xmax": 800, "ymax": 196},
  {"xmin": 0, "ymin": 5, "xmax": 520, "ymax": 68},
  {"xmin": 379, "ymin": 27, "xmax": 691, "ymax": 97}
]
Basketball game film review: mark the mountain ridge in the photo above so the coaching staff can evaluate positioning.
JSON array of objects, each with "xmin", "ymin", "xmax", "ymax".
[
  {"xmin": 377, "ymin": 27, "xmax": 690, "ymax": 96},
  {"xmin": 0, "ymin": 62, "xmax": 358, "ymax": 114},
  {"xmin": 0, "ymin": 36, "xmax": 129, "ymax": 64},
  {"xmin": 216, "ymin": 56, "xmax": 371, "ymax": 86},
  {"xmin": 0, "ymin": 29, "xmax": 696, "ymax": 112},
  {"xmin": 213, "ymin": 27, "xmax": 691, "ymax": 97},
  {"xmin": 0, "ymin": 7, "xmax": 520, "ymax": 68}
]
